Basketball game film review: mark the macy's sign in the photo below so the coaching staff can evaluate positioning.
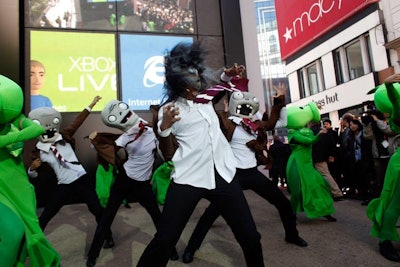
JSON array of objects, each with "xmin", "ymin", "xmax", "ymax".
[
  {"xmin": 276, "ymin": 0, "xmax": 378, "ymax": 59},
  {"xmin": 283, "ymin": 0, "xmax": 342, "ymax": 43}
]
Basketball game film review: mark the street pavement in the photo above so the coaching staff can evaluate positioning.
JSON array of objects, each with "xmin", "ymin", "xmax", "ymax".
[{"xmin": 42, "ymin": 175, "xmax": 400, "ymax": 267}]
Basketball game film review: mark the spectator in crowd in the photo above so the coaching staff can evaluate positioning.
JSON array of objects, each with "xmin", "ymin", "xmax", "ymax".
[
  {"xmin": 310, "ymin": 120, "xmax": 343, "ymax": 201},
  {"xmin": 268, "ymin": 135, "xmax": 291, "ymax": 187},
  {"xmin": 342, "ymin": 119, "xmax": 374, "ymax": 203},
  {"xmin": 361, "ymin": 105, "xmax": 395, "ymax": 198},
  {"xmin": 338, "ymin": 113, "xmax": 355, "ymax": 194}
]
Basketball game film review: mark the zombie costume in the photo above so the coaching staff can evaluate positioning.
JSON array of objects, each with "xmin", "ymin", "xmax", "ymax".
[
  {"xmin": 182, "ymin": 88, "xmax": 307, "ymax": 263},
  {"xmin": 285, "ymin": 102, "xmax": 335, "ymax": 220},
  {"xmin": 0, "ymin": 75, "xmax": 60, "ymax": 267},
  {"xmin": 86, "ymin": 100, "xmax": 178, "ymax": 267},
  {"xmin": 367, "ymin": 81, "xmax": 400, "ymax": 262},
  {"xmin": 28, "ymin": 98, "xmax": 113, "ymax": 253}
]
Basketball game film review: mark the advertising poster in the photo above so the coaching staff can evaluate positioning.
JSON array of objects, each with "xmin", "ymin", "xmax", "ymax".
[
  {"xmin": 30, "ymin": 30, "xmax": 117, "ymax": 112},
  {"xmin": 120, "ymin": 34, "xmax": 192, "ymax": 110},
  {"xmin": 27, "ymin": 0, "xmax": 195, "ymax": 33}
]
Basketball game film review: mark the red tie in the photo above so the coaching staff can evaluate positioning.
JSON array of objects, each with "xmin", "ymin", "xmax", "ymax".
[
  {"xmin": 133, "ymin": 121, "xmax": 146, "ymax": 141},
  {"xmin": 125, "ymin": 122, "xmax": 147, "ymax": 148},
  {"xmin": 241, "ymin": 118, "xmax": 259, "ymax": 134},
  {"xmin": 50, "ymin": 142, "xmax": 80, "ymax": 167},
  {"xmin": 50, "ymin": 144, "xmax": 67, "ymax": 166}
]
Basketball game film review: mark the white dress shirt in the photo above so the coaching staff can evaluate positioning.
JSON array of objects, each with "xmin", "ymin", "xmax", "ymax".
[
  {"xmin": 158, "ymin": 97, "xmax": 237, "ymax": 189},
  {"xmin": 229, "ymin": 125, "xmax": 258, "ymax": 169},
  {"xmin": 115, "ymin": 125, "xmax": 156, "ymax": 182},
  {"xmin": 29, "ymin": 135, "xmax": 86, "ymax": 184}
]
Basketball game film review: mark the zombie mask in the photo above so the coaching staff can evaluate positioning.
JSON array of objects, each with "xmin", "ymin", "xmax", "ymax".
[
  {"xmin": 286, "ymin": 102, "xmax": 320, "ymax": 130},
  {"xmin": 101, "ymin": 100, "xmax": 140, "ymax": 131},
  {"xmin": 229, "ymin": 91, "xmax": 260, "ymax": 119},
  {"xmin": 0, "ymin": 75, "xmax": 23, "ymax": 124},
  {"xmin": 28, "ymin": 107, "xmax": 62, "ymax": 143}
]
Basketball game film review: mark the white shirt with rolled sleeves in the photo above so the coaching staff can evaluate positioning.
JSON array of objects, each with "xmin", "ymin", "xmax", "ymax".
[
  {"xmin": 115, "ymin": 125, "xmax": 156, "ymax": 182},
  {"xmin": 157, "ymin": 97, "xmax": 237, "ymax": 189}
]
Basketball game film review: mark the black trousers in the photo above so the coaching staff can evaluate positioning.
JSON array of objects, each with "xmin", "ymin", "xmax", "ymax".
[
  {"xmin": 39, "ymin": 174, "xmax": 104, "ymax": 230},
  {"xmin": 87, "ymin": 168, "xmax": 161, "ymax": 259},
  {"xmin": 136, "ymin": 171, "xmax": 264, "ymax": 267},
  {"xmin": 186, "ymin": 167, "xmax": 298, "ymax": 251}
]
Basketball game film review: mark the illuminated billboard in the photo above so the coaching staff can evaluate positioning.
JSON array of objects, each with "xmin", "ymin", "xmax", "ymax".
[
  {"xmin": 26, "ymin": 0, "xmax": 195, "ymax": 33},
  {"xmin": 275, "ymin": 0, "xmax": 379, "ymax": 60},
  {"xmin": 120, "ymin": 34, "xmax": 193, "ymax": 110},
  {"xmin": 29, "ymin": 30, "xmax": 118, "ymax": 112}
]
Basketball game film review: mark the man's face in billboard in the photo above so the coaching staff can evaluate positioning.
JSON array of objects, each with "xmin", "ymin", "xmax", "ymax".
[{"xmin": 30, "ymin": 63, "xmax": 45, "ymax": 95}]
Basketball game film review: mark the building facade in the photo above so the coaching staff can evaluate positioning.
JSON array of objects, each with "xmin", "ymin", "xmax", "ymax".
[{"xmin": 273, "ymin": 0, "xmax": 399, "ymax": 128}]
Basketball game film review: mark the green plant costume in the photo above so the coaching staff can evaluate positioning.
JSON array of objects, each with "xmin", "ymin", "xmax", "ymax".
[
  {"xmin": 0, "ymin": 75, "xmax": 60, "ymax": 267},
  {"xmin": 285, "ymin": 102, "xmax": 335, "ymax": 218},
  {"xmin": 367, "ymin": 82, "xmax": 400, "ymax": 241}
]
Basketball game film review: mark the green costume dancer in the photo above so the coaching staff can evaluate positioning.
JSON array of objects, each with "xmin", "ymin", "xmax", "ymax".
[
  {"xmin": 0, "ymin": 75, "xmax": 60, "ymax": 267},
  {"xmin": 367, "ymin": 74, "xmax": 400, "ymax": 262},
  {"xmin": 285, "ymin": 102, "xmax": 336, "ymax": 220}
]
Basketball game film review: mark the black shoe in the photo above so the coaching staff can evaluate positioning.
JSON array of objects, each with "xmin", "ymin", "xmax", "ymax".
[
  {"xmin": 182, "ymin": 248, "xmax": 195, "ymax": 264},
  {"xmin": 124, "ymin": 203, "xmax": 131, "ymax": 209},
  {"xmin": 285, "ymin": 236, "xmax": 308, "ymax": 247},
  {"xmin": 103, "ymin": 237, "xmax": 115, "ymax": 249},
  {"xmin": 361, "ymin": 199, "xmax": 370, "ymax": 206},
  {"xmin": 379, "ymin": 240, "xmax": 400, "ymax": 262},
  {"xmin": 86, "ymin": 257, "xmax": 96, "ymax": 267},
  {"xmin": 170, "ymin": 248, "xmax": 179, "ymax": 261},
  {"xmin": 333, "ymin": 196, "xmax": 344, "ymax": 202},
  {"xmin": 323, "ymin": 215, "xmax": 337, "ymax": 222}
]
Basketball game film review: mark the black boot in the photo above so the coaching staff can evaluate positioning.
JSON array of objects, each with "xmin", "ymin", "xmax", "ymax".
[
  {"xmin": 103, "ymin": 236, "xmax": 115, "ymax": 249},
  {"xmin": 323, "ymin": 215, "xmax": 337, "ymax": 222},
  {"xmin": 170, "ymin": 248, "xmax": 179, "ymax": 261},
  {"xmin": 379, "ymin": 240, "xmax": 400, "ymax": 262},
  {"xmin": 285, "ymin": 235, "xmax": 308, "ymax": 247},
  {"xmin": 86, "ymin": 257, "xmax": 96, "ymax": 267},
  {"xmin": 182, "ymin": 247, "xmax": 195, "ymax": 264}
]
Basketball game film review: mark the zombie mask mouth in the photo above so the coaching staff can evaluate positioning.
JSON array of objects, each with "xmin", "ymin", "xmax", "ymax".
[
  {"xmin": 229, "ymin": 91, "xmax": 260, "ymax": 119},
  {"xmin": 121, "ymin": 111, "xmax": 133, "ymax": 124},
  {"xmin": 41, "ymin": 128, "xmax": 58, "ymax": 140},
  {"xmin": 235, "ymin": 103, "xmax": 254, "ymax": 117}
]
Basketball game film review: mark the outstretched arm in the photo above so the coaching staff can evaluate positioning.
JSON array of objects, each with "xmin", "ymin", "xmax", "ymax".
[
  {"xmin": 257, "ymin": 83, "xmax": 288, "ymax": 130},
  {"xmin": 0, "ymin": 114, "xmax": 44, "ymax": 148},
  {"xmin": 62, "ymin": 96, "xmax": 102, "ymax": 138}
]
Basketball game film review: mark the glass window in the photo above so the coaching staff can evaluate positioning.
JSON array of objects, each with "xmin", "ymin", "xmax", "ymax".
[
  {"xmin": 345, "ymin": 41, "xmax": 364, "ymax": 80},
  {"xmin": 307, "ymin": 63, "xmax": 319, "ymax": 95},
  {"xmin": 298, "ymin": 69, "xmax": 306, "ymax": 98},
  {"xmin": 334, "ymin": 49, "xmax": 344, "ymax": 84}
]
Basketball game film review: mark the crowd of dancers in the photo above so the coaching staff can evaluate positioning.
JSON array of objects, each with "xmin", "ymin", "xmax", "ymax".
[{"xmin": 1, "ymin": 41, "xmax": 400, "ymax": 267}]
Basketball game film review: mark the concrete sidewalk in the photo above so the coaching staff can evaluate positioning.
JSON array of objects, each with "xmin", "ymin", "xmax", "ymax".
[{"xmin": 41, "ymin": 185, "xmax": 400, "ymax": 267}]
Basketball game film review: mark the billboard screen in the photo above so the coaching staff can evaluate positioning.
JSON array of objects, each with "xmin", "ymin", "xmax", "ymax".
[
  {"xmin": 26, "ymin": 0, "xmax": 195, "ymax": 33},
  {"xmin": 29, "ymin": 30, "xmax": 118, "ymax": 112},
  {"xmin": 120, "ymin": 34, "xmax": 193, "ymax": 110},
  {"xmin": 275, "ymin": 0, "xmax": 379, "ymax": 60}
]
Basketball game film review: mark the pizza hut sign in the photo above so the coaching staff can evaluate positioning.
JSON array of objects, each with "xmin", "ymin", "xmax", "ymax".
[{"xmin": 275, "ymin": 0, "xmax": 379, "ymax": 60}]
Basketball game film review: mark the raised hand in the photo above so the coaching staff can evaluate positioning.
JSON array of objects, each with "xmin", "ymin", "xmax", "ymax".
[
  {"xmin": 160, "ymin": 104, "xmax": 181, "ymax": 131},
  {"xmin": 272, "ymin": 82, "xmax": 288, "ymax": 98},
  {"xmin": 224, "ymin": 63, "xmax": 246, "ymax": 78},
  {"xmin": 89, "ymin": 96, "xmax": 102, "ymax": 109}
]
